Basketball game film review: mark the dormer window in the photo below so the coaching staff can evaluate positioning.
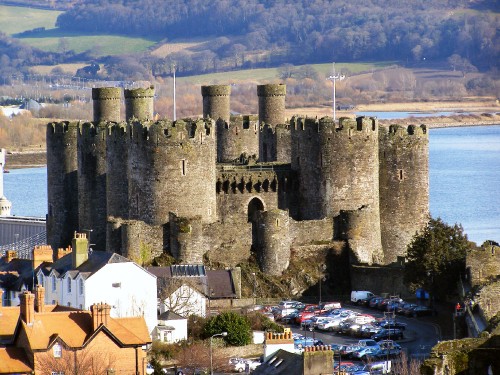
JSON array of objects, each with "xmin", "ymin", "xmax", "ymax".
[{"xmin": 53, "ymin": 342, "xmax": 62, "ymax": 358}]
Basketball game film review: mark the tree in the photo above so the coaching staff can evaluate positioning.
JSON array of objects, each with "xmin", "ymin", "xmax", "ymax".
[
  {"xmin": 404, "ymin": 217, "xmax": 471, "ymax": 301},
  {"xmin": 203, "ymin": 311, "xmax": 252, "ymax": 346}
]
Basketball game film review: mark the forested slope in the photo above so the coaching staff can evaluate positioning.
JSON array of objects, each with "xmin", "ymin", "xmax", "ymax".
[{"xmin": 54, "ymin": 0, "xmax": 499, "ymax": 69}]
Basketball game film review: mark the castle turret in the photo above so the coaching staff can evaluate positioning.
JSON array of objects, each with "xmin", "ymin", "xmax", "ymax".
[
  {"xmin": 257, "ymin": 84, "xmax": 286, "ymax": 126},
  {"xmin": 290, "ymin": 117, "xmax": 322, "ymax": 219},
  {"xmin": 0, "ymin": 149, "xmax": 12, "ymax": 216},
  {"xmin": 77, "ymin": 122, "xmax": 107, "ymax": 251},
  {"xmin": 379, "ymin": 124, "xmax": 429, "ymax": 263},
  {"xmin": 106, "ymin": 122, "xmax": 129, "ymax": 254},
  {"xmin": 201, "ymin": 85, "xmax": 231, "ymax": 124},
  {"xmin": 217, "ymin": 115, "xmax": 259, "ymax": 163},
  {"xmin": 169, "ymin": 213, "xmax": 207, "ymax": 263},
  {"xmin": 256, "ymin": 209, "xmax": 291, "ymax": 275},
  {"xmin": 46, "ymin": 121, "xmax": 79, "ymax": 250},
  {"xmin": 124, "ymin": 86, "xmax": 155, "ymax": 122},
  {"xmin": 127, "ymin": 119, "xmax": 217, "ymax": 226},
  {"xmin": 92, "ymin": 87, "xmax": 121, "ymax": 123},
  {"xmin": 258, "ymin": 84, "xmax": 287, "ymax": 162},
  {"xmin": 320, "ymin": 116, "xmax": 383, "ymax": 264}
]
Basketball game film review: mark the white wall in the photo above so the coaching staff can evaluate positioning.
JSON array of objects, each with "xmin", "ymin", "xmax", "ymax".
[
  {"xmin": 161, "ymin": 284, "xmax": 206, "ymax": 318},
  {"xmin": 155, "ymin": 318, "xmax": 188, "ymax": 343},
  {"xmin": 84, "ymin": 262, "xmax": 157, "ymax": 334}
]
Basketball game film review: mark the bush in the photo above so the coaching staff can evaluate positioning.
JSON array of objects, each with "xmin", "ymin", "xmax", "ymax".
[
  {"xmin": 203, "ymin": 311, "xmax": 252, "ymax": 346},
  {"xmin": 246, "ymin": 312, "xmax": 284, "ymax": 333}
]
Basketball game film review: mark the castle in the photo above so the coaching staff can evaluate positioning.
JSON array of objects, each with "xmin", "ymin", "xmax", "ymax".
[{"xmin": 46, "ymin": 84, "xmax": 429, "ymax": 276}]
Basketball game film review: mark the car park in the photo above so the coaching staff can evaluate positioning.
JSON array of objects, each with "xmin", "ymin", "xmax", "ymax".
[
  {"xmin": 407, "ymin": 305, "xmax": 435, "ymax": 317},
  {"xmin": 351, "ymin": 291, "xmax": 375, "ymax": 304},
  {"xmin": 279, "ymin": 300, "xmax": 300, "ymax": 309},
  {"xmin": 372, "ymin": 328, "xmax": 404, "ymax": 341},
  {"xmin": 353, "ymin": 346, "xmax": 380, "ymax": 360},
  {"xmin": 379, "ymin": 321, "xmax": 407, "ymax": 331},
  {"xmin": 369, "ymin": 297, "xmax": 385, "ymax": 309}
]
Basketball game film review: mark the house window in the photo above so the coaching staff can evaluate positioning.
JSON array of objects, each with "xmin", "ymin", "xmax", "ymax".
[
  {"xmin": 52, "ymin": 276, "xmax": 56, "ymax": 292},
  {"xmin": 67, "ymin": 278, "xmax": 71, "ymax": 293},
  {"xmin": 53, "ymin": 343, "xmax": 62, "ymax": 358},
  {"xmin": 79, "ymin": 279, "xmax": 84, "ymax": 295}
]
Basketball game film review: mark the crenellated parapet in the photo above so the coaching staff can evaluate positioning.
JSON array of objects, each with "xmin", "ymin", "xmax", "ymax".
[
  {"xmin": 466, "ymin": 242, "xmax": 500, "ymax": 287},
  {"xmin": 216, "ymin": 169, "xmax": 280, "ymax": 195},
  {"xmin": 379, "ymin": 123, "xmax": 429, "ymax": 264},
  {"xmin": 202, "ymin": 84, "xmax": 231, "ymax": 124}
]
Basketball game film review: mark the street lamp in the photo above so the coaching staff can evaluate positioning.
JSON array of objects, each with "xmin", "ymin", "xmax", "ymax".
[
  {"xmin": 327, "ymin": 62, "xmax": 346, "ymax": 121},
  {"xmin": 210, "ymin": 332, "xmax": 227, "ymax": 375}
]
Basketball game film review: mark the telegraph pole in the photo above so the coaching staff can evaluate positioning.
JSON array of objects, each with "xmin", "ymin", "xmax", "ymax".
[
  {"xmin": 172, "ymin": 64, "xmax": 177, "ymax": 121},
  {"xmin": 327, "ymin": 63, "xmax": 345, "ymax": 121}
]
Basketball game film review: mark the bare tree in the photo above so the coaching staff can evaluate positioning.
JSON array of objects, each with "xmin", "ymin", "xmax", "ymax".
[
  {"xmin": 159, "ymin": 278, "xmax": 204, "ymax": 317},
  {"xmin": 36, "ymin": 341, "xmax": 116, "ymax": 375},
  {"xmin": 391, "ymin": 350, "xmax": 423, "ymax": 375}
]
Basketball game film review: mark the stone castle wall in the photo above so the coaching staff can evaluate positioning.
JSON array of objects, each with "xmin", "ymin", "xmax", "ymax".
[
  {"xmin": 467, "ymin": 243, "xmax": 500, "ymax": 287},
  {"xmin": 46, "ymin": 83, "xmax": 430, "ymax": 279}
]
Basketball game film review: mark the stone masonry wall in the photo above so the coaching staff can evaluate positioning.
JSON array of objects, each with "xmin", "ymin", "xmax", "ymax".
[
  {"xmin": 217, "ymin": 115, "xmax": 259, "ymax": 162},
  {"xmin": 466, "ymin": 244, "xmax": 500, "ymax": 287}
]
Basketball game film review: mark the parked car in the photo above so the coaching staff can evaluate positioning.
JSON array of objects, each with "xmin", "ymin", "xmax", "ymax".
[
  {"xmin": 233, "ymin": 359, "xmax": 261, "ymax": 373},
  {"xmin": 369, "ymin": 297, "xmax": 385, "ymax": 309},
  {"xmin": 353, "ymin": 346, "xmax": 380, "ymax": 360},
  {"xmin": 398, "ymin": 303, "xmax": 418, "ymax": 315},
  {"xmin": 279, "ymin": 300, "xmax": 300, "ymax": 309},
  {"xmin": 372, "ymin": 328, "xmax": 404, "ymax": 341},
  {"xmin": 379, "ymin": 321, "xmax": 407, "ymax": 331},
  {"xmin": 407, "ymin": 305, "xmax": 435, "ymax": 317},
  {"xmin": 351, "ymin": 291, "xmax": 375, "ymax": 304},
  {"xmin": 294, "ymin": 335, "xmax": 315, "ymax": 348},
  {"xmin": 319, "ymin": 301, "xmax": 342, "ymax": 311}
]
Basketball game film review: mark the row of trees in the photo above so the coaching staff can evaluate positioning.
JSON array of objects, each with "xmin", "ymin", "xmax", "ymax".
[{"xmin": 54, "ymin": 0, "xmax": 498, "ymax": 70}]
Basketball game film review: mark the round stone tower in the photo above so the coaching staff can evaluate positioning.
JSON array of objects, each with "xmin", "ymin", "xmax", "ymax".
[
  {"xmin": 379, "ymin": 124, "xmax": 429, "ymax": 264},
  {"xmin": 127, "ymin": 118, "xmax": 217, "ymax": 226},
  {"xmin": 77, "ymin": 122, "xmax": 107, "ymax": 251},
  {"xmin": 92, "ymin": 87, "xmax": 121, "ymax": 123},
  {"xmin": 106, "ymin": 122, "xmax": 128, "ymax": 254},
  {"xmin": 257, "ymin": 84, "xmax": 286, "ymax": 126},
  {"xmin": 169, "ymin": 213, "xmax": 207, "ymax": 263},
  {"xmin": 124, "ymin": 86, "xmax": 155, "ymax": 122},
  {"xmin": 256, "ymin": 209, "xmax": 291, "ymax": 276},
  {"xmin": 217, "ymin": 115, "xmax": 259, "ymax": 163},
  {"xmin": 319, "ymin": 116, "xmax": 383, "ymax": 264},
  {"xmin": 290, "ymin": 116, "xmax": 322, "ymax": 219},
  {"xmin": 46, "ymin": 121, "xmax": 79, "ymax": 250},
  {"xmin": 201, "ymin": 85, "xmax": 231, "ymax": 123}
]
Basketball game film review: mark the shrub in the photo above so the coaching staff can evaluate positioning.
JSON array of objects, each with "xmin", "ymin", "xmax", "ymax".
[{"xmin": 203, "ymin": 311, "xmax": 252, "ymax": 346}]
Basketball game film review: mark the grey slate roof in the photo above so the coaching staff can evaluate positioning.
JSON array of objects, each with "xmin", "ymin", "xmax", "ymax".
[
  {"xmin": 39, "ymin": 251, "xmax": 131, "ymax": 279},
  {"xmin": 252, "ymin": 350, "xmax": 302, "ymax": 375},
  {"xmin": 158, "ymin": 310, "xmax": 186, "ymax": 321}
]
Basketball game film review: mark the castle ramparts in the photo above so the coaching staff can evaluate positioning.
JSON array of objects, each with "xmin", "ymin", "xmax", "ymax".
[{"xmin": 46, "ymin": 83, "xmax": 429, "ymax": 276}]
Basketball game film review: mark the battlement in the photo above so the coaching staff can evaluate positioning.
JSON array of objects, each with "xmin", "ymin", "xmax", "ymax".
[
  {"xmin": 124, "ymin": 85, "xmax": 155, "ymax": 99},
  {"xmin": 201, "ymin": 85, "xmax": 231, "ymax": 97},
  {"xmin": 129, "ymin": 118, "xmax": 214, "ymax": 147},
  {"xmin": 47, "ymin": 121, "xmax": 80, "ymax": 134},
  {"xmin": 290, "ymin": 116, "xmax": 320, "ymax": 132},
  {"xmin": 228, "ymin": 114, "xmax": 259, "ymax": 130},
  {"xmin": 387, "ymin": 124, "xmax": 428, "ymax": 137},
  {"xmin": 337, "ymin": 116, "xmax": 378, "ymax": 132},
  {"xmin": 257, "ymin": 84, "xmax": 286, "ymax": 97},
  {"xmin": 107, "ymin": 122, "xmax": 127, "ymax": 137}
]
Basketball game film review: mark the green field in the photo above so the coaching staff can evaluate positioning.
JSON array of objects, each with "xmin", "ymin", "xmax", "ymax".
[
  {"xmin": 181, "ymin": 62, "xmax": 394, "ymax": 84},
  {"xmin": 0, "ymin": 5, "xmax": 156, "ymax": 56},
  {"xmin": 0, "ymin": 5, "xmax": 61, "ymax": 35}
]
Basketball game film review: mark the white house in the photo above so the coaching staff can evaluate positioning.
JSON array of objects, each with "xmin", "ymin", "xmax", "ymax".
[
  {"xmin": 153, "ymin": 310, "xmax": 188, "ymax": 343},
  {"xmin": 36, "ymin": 233, "xmax": 157, "ymax": 334}
]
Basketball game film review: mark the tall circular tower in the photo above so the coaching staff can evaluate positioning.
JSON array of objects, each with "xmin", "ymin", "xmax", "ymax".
[
  {"xmin": 256, "ymin": 209, "xmax": 291, "ymax": 276},
  {"xmin": 201, "ymin": 85, "xmax": 231, "ymax": 123},
  {"xmin": 92, "ymin": 87, "xmax": 121, "ymax": 123},
  {"xmin": 106, "ymin": 122, "xmax": 128, "ymax": 254},
  {"xmin": 0, "ymin": 149, "xmax": 12, "ymax": 216},
  {"xmin": 46, "ymin": 121, "xmax": 79, "ymax": 250},
  {"xmin": 127, "ymin": 118, "xmax": 217, "ymax": 226},
  {"xmin": 124, "ymin": 86, "xmax": 155, "ymax": 121},
  {"xmin": 379, "ymin": 124, "xmax": 429, "ymax": 264},
  {"xmin": 257, "ymin": 84, "xmax": 286, "ymax": 126},
  {"xmin": 77, "ymin": 122, "xmax": 108, "ymax": 251},
  {"xmin": 319, "ymin": 116, "xmax": 383, "ymax": 264},
  {"xmin": 290, "ymin": 116, "xmax": 322, "ymax": 219}
]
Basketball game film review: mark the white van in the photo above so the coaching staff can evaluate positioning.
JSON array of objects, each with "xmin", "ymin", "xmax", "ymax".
[{"xmin": 351, "ymin": 291, "xmax": 374, "ymax": 303}]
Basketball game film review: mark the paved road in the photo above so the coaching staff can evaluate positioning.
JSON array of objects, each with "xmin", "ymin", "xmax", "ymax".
[{"xmin": 286, "ymin": 305, "xmax": 441, "ymax": 360}]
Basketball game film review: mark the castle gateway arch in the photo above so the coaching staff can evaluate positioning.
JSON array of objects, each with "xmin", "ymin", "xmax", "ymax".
[{"xmin": 247, "ymin": 197, "xmax": 265, "ymax": 252}]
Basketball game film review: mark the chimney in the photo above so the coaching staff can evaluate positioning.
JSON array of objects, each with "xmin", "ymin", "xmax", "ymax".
[
  {"xmin": 4, "ymin": 250, "xmax": 16, "ymax": 263},
  {"xmin": 56, "ymin": 246, "xmax": 72, "ymax": 261},
  {"xmin": 32, "ymin": 245, "xmax": 53, "ymax": 269},
  {"xmin": 34, "ymin": 285, "xmax": 45, "ymax": 313},
  {"xmin": 303, "ymin": 345, "xmax": 334, "ymax": 375},
  {"xmin": 20, "ymin": 291, "xmax": 35, "ymax": 325},
  {"xmin": 72, "ymin": 232, "xmax": 89, "ymax": 268},
  {"xmin": 91, "ymin": 302, "xmax": 111, "ymax": 330}
]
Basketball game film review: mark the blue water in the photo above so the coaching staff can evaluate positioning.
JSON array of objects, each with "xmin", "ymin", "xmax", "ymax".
[
  {"xmin": 3, "ymin": 125, "xmax": 500, "ymax": 244},
  {"xmin": 356, "ymin": 111, "xmax": 463, "ymax": 120}
]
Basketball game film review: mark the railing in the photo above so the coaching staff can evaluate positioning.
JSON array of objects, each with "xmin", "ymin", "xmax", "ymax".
[
  {"xmin": 218, "ymin": 163, "xmax": 291, "ymax": 172},
  {"xmin": 0, "ymin": 231, "xmax": 47, "ymax": 259}
]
